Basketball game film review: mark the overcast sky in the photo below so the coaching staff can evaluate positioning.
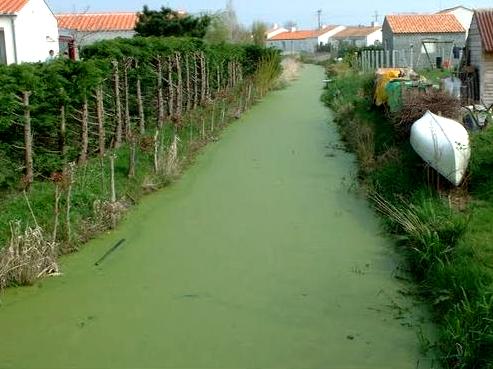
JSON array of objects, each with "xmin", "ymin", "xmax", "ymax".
[{"xmin": 47, "ymin": 0, "xmax": 493, "ymax": 28}]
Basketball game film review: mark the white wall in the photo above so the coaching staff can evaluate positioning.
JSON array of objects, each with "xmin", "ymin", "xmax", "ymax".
[
  {"xmin": 76, "ymin": 30, "xmax": 136, "ymax": 46},
  {"xmin": 15, "ymin": 0, "xmax": 59, "ymax": 63},
  {"xmin": 0, "ymin": 16, "xmax": 17, "ymax": 64},
  {"xmin": 448, "ymin": 8, "xmax": 473, "ymax": 38},
  {"xmin": 266, "ymin": 27, "xmax": 287, "ymax": 40},
  {"xmin": 317, "ymin": 26, "xmax": 346, "ymax": 45},
  {"xmin": 367, "ymin": 29, "xmax": 382, "ymax": 46}
]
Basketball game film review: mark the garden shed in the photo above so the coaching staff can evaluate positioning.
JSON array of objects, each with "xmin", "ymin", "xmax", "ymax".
[
  {"xmin": 382, "ymin": 14, "xmax": 466, "ymax": 69},
  {"xmin": 463, "ymin": 9, "xmax": 493, "ymax": 106}
]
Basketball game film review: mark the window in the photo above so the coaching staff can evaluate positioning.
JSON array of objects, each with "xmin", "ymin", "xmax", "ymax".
[{"xmin": 421, "ymin": 40, "xmax": 437, "ymax": 54}]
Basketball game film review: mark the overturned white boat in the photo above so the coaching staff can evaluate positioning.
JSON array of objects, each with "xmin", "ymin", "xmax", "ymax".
[{"xmin": 410, "ymin": 111, "xmax": 471, "ymax": 186}]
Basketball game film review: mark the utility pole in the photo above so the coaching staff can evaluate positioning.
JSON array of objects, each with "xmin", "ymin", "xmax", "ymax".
[
  {"xmin": 373, "ymin": 10, "xmax": 380, "ymax": 25},
  {"xmin": 317, "ymin": 9, "xmax": 322, "ymax": 29}
]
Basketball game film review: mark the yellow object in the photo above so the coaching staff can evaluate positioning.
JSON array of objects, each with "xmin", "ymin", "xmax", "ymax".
[{"xmin": 374, "ymin": 68, "xmax": 401, "ymax": 106}]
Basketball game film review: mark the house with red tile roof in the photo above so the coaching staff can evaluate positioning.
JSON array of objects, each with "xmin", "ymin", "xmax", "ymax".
[
  {"xmin": 331, "ymin": 26, "xmax": 382, "ymax": 48},
  {"xmin": 266, "ymin": 25, "xmax": 345, "ymax": 54},
  {"xmin": 265, "ymin": 24, "xmax": 288, "ymax": 40},
  {"xmin": 382, "ymin": 13, "xmax": 466, "ymax": 69},
  {"xmin": 0, "ymin": 0, "xmax": 59, "ymax": 64},
  {"xmin": 57, "ymin": 12, "xmax": 138, "ymax": 47},
  {"xmin": 464, "ymin": 9, "xmax": 493, "ymax": 106}
]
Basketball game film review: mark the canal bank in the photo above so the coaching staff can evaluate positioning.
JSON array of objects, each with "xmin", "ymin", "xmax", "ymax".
[{"xmin": 0, "ymin": 65, "xmax": 432, "ymax": 369}]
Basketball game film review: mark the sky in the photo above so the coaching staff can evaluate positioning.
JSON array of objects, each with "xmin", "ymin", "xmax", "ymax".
[{"xmin": 47, "ymin": 0, "xmax": 493, "ymax": 28}]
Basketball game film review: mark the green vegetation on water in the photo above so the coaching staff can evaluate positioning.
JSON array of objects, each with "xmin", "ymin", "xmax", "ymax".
[
  {"xmin": 0, "ymin": 65, "xmax": 431, "ymax": 369},
  {"xmin": 322, "ymin": 62, "xmax": 493, "ymax": 369},
  {"xmin": 0, "ymin": 36, "xmax": 281, "ymax": 288}
]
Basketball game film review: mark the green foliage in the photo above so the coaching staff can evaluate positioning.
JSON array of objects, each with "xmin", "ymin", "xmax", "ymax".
[
  {"xmin": 135, "ymin": 6, "xmax": 211, "ymax": 38},
  {"xmin": 251, "ymin": 21, "xmax": 267, "ymax": 46},
  {"xmin": 322, "ymin": 62, "xmax": 493, "ymax": 369}
]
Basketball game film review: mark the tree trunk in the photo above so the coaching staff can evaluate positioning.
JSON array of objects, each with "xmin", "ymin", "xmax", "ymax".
[
  {"xmin": 136, "ymin": 66, "xmax": 145, "ymax": 135},
  {"xmin": 153, "ymin": 129, "xmax": 159, "ymax": 174},
  {"xmin": 175, "ymin": 52, "xmax": 183, "ymax": 119},
  {"xmin": 156, "ymin": 58, "xmax": 165, "ymax": 129},
  {"xmin": 123, "ymin": 60, "xmax": 131, "ymax": 141},
  {"xmin": 79, "ymin": 97, "xmax": 89, "ymax": 165},
  {"xmin": 200, "ymin": 52, "xmax": 206, "ymax": 104},
  {"xmin": 168, "ymin": 56, "xmax": 174, "ymax": 118},
  {"xmin": 59, "ymin": 105, "xmax": 67, "ymax": 158},
  {"xmin": 193, "ymin": 55, "xmax": 199, "ymax": 110},
  {"xmin": 185, "ymin": 54, "xmax": 191, "ymax": 112},
  {"xmin": 52, "ymin": 183, "xmax": 61, "ymax": 242},
  {"xmin": 65, "ymin": 163, "xmax": 74, "ymax": 243},
  {"xmin": 113, "ymin": 60, "xmax": 123, "ymax": 148},
  {"xmin": 96, "ymin": 86, "xmax": 105, "ymax": 159},
  {"xmin": 23, "ymin": 91, "xmax": 33, "ymax": 189},
  {"xmin": 110, "ymin": 154, "xmax": 116, "ymax": 203},
  {"xmin": 128, "ymin": 138, "xmax": 136, "ymax": 178}
]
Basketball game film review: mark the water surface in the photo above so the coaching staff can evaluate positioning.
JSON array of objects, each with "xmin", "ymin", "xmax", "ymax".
[{"xmin": 0, "ymin": 65, "xmax": 432, "ymax": 369}]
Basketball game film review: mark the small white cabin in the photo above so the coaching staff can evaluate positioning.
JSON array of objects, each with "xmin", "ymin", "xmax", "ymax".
[{"xmin": 0, "ymin": 0, "xmax": 59, "ymax": 64}]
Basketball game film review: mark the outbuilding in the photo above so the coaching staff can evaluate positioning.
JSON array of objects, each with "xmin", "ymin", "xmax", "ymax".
[
  {"xmin": 57, "ymin": 12, "xmax": 138, "ymax": 47},
  {"xmin": 463, "ymin": 9, "xmax": 493, "ymax": 106},
  {"xmin": 266, "ymin": 26, "xmax": 345, "ymax": 54},
  {"xmin": 331, "ymin": 26, "xmax": 382, "ymax": 48},
  {"xmin": 0, "ymin": 0, "xmax": 59, "ymax": 64},
  {"xmin": 382, "ymin": 13, "xmax": 466, "ymax": 69}
]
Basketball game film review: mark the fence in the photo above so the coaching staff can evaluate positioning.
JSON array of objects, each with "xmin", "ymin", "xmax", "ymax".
[{"xmin": 359, "ymin": 45, "xmax": 462, "ymax": 72}]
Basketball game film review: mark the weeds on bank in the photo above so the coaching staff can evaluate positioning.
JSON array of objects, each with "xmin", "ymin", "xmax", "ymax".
[{"xmin": 322, "ymin": 65, "xmax": 493, "ymax": 368}]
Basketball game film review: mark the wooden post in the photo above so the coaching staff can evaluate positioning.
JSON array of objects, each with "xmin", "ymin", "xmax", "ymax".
[
  {"xmin": 185, "ymin": 54, "xmax": 191, "ymax": 112},
  {"xmin": 79, "ymin": 97, "xmax": 89, "ymax": 165},
  {"xmin": 110, "ymin": 154, "xmax": 116, "ymax": 203},
  {"xmin": 128, "ymin": 138, "xmax": 136, "ymax": 179},
  {"xmin": 156, "ymin": 57, "xmax": 165, "ymax": 129},
  {"xmin": 175, "ymin": 52, "xmax": 183, "ymax": 119},
  {"xmin": 136, "ymin": 76, "xmax": 145, "ymax": 135},
  {"xmin": 112, "ymin": 60, "xmax": 123, "ymax": 148},
  {"xmin": 96, "ymin": 86, "xmax": 105, "ymax": 159},
  {"xmin": 59, "ymin": 105, "xmax": 67, "ymax": 158},
  {"xmin": 23, "ymin": 91, "xmax": 33, "ymax": 189},
  {"xmin": 123, "ymin": 59, "xmax": 131, "ymax": 141},
  {"xmin": 168, "ymin": 56, "xmax": 175, "ymax": 118}
]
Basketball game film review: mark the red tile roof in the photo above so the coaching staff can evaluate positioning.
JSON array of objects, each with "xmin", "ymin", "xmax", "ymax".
[
  {"xmin": 475, "ymin": 9, "xmax": 493, "ymax": 52},
  {"xmin": 333, "ymin": 26, "xmax": 381, "ymax": 39},
  {"xmin": 385, "ymin": 14, "xmax": 465, "ymax": 34},
  {"xmin": 270, "ymin": 27, "xmax": 338, "ymax": 41},
  {"xmin": 0, "ymin": 0, "xmax": 28, "ymax": 14},
  {"xmin": 57, "ymin": 12, "xmax": 138, "ymax": 32}
]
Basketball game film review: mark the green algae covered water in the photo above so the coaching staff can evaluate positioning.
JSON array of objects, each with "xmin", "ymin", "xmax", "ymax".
[{"xmin": 0, "ymin": 65, "xmax": 433, "ymax": 369}]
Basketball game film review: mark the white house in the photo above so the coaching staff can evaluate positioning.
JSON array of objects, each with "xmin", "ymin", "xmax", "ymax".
[
  {"xmin": 331, "ymin": 26, "xmax": 382, "ymax": 48},
  {"xmin": 437, "ymin": 6, "xmax": 474, "ymax": 38},
  {"xmin": 57, "ymin": 12, "xmax": 138, "ymax": 47},
  {"xmin": 266, "ymin": 26, "xmax": 346, "ymax": 54},
  {"xmin": 0, "ymin": 0, "xmax": 59, "ymax": 64},
  {"xmin": 266, "ymin": 24, "xmax": 288, "ymax": 40}
]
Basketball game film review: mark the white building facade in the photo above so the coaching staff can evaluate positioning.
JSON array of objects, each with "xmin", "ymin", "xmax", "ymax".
[{"xmin": 0, "ymin": 0, "xmax": 59, "ymax": 64}]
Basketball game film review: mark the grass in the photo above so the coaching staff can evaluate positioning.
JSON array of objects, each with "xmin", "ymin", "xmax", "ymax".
[{"xmin": 322, "ymin": 64, "xmax": 493, "ymax": 369}]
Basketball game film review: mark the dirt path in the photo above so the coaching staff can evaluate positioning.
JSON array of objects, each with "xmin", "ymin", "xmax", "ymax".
[{"xmin": 0, "ymin": 65, "xmax": 432, "ymax": 369}]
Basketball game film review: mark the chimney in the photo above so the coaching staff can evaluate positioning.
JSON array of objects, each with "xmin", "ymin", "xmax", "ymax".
[
  {"xmin": 273, "ymin": 23, "xmax": 279, "ymax": 29},
  {"xmin": 290, "ymin": 27, "xmax": 297, "ymax": 32}
]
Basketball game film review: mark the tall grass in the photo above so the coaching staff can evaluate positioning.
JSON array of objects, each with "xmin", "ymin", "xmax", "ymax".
[{"xmin": 322, "ymin": 65, "xmax": 493, "ymax": 368}]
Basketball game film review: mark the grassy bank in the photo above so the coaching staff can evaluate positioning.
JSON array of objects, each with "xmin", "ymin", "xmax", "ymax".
[{"xmin": 322, "ymin": 63, "xmax": 493, "ymax": 369}]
